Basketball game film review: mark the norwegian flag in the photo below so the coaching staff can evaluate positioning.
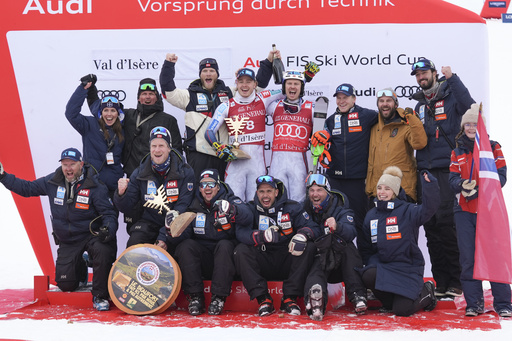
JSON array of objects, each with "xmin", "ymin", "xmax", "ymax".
[{"xmin": 473, "ymin": 106, "xmax": 512, "ymax": 283}]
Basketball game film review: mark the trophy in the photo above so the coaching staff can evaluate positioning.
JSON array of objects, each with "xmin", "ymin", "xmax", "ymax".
[{"xmin": 225, "ymin": 115, "xmax": 251, "ymax": 159}]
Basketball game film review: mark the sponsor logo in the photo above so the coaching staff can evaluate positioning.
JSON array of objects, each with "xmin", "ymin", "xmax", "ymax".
[
  {"xmin": 387, "ymin": 202, "xmax": 395, "ymax": 209},
  {"xmin": 274, "ymin": 123, "xmax": 309, "ymax": 139},
  {"xmin": 166, "ymin": 180, "xmax": 177, "ymax": 188},
  {"xmin": 347, "ymin": 215, "xmax": 354, "ymax": 222},
  {"xmin": 78, "ymin": 189, "xmax": 90, "ymax": 196},
  {"xmin": 76, "ymin": 196, "xmax": 89, "ymax": 204},
  {"xmin": 166, "ymin": 188, "xmax": 179, "ymax": 196},
  {"xmin": 136, "ymin": 261, "xmax": 160, "ymax": 286},
  {"xmin": 435, "ymin": 114, "xmax": 447, "ymax": 121},
  {"xmin": 98, "ymin": 90, "xmax": 126, "ymax": 101},
  {"xmin": 23, "ymin": 0, "xmax": 93, "ymax": 15},
  {"xmin": 56, "ymin": 186, "xmax": 66, "ymax": 199},
  {"xmin": 197, "ymin": 93, "xmax": 207, "ymax": 105},
  {"xmin": 259, "ymin": 215, "xmax": 269, "ymax": 230},
  {"xmin": 435, "ymin": 100, "xmax": 444, "ymax": 108},
  {"xmin": 281, "ymin": 213, "xmax": 290, "ymax": 221},
  {"xmin": 490, "ymin": 1, "xmax": 507, "ymax": 8},
  {"xmin": 147, "ymin": 181, "xmax": 157, "ymax": 195},
  {"xmin": 75, "ymin": 202, "xmax": 89, "ymax": 210},
  {"xmin": 386, "ymin": 217, "xmax": 397, "ymax": 225},
  {"xmin": 386, "ymin": 233, "xmax": 402, "ymax": 240},
  {"xmin": 348, "ymin": 119, "xmax": 360, "ymax": 127},
  {"xmin": 196, "ymin": 213, "xmax": 206, "ymax": 227},
  {"xmin": 187, "ymin": 183, "xmax": 194, "ymax": 191},
  {"xmin": 348, "ymin": 113, "xmax": 359, "ymax": 119},
  {"xmin": 54, "ymin": 198, "xmax": 64, "ymax": 205},
  {"xmin": 386, "ymin": 225, "xmax": 399, "ymax": 233},
  {"xmin": 349, "ymin": 126, "xmax": 362, "ymax": 133},
  {"xmin": 394, "ymin": 85, "xmax": 421, "ymax": 98}
]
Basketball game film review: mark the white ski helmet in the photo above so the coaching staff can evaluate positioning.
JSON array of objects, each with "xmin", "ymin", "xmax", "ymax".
[{"xmin": 282, "ymin": 70, "xmax": 305, "ymax": 97}]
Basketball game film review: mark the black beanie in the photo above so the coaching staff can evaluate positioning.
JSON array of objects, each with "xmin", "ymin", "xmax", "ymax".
[
  {"xmin": 137, "ymin": 78, "xmax": 159, "ymax": 98},
  {"xmin": 199, "ymin": 58, "xmax": 219, "ymax": 77}
]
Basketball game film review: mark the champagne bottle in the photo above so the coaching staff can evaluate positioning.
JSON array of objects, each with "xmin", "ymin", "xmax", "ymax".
[{"xmin": 272, "ymin": 44, "xmax": 285, "ymax": 85}]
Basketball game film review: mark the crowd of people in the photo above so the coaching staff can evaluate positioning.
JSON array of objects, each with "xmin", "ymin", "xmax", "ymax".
[{"xmin": 0, "ymin": 53, "xmax": 510, "ymax": 320}]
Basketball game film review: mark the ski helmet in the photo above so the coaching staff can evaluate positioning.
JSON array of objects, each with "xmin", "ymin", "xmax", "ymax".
[{"xmin": 282, "ymin": 70, "xmax": 305, "ymax": 97}]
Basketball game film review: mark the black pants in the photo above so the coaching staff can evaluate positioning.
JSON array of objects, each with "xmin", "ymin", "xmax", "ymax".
[
  {"xmin": 55, "ymin": 237, "xmax": 117, "ymax": 299},
  {"xmin": 234, "ymin": 242, "xmax": 316, "ymax": 300},
  {"xmin": 304, "ymin": 241, "xmax": 366, "ymax": 303},
  {"xmin": 126, "ymin": 219, "xmax": 160, "ymax": 247},
  {"xmin": 175, "ymin": 238, "xmax": 236, "ymax": 297},
  {"xmin": 187, "ymin": 150, "xmax": 227, "ymax": 182},
  {"xmin": 418, "ymin": 168, "xmax": 461, "ymax": 290},
  {"xmin": 328, "ymin": 178, "xmax": 368, "ymax": 249},
  {"xmin": 362, "ymin": 267, "xmax": 431, "ymax": 316}
]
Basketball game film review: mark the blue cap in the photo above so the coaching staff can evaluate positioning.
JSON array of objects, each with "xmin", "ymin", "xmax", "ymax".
[
  {"xmin": 333, "ymin": 83, "xmax": 355, "ymax": 97},
  {"xmin": 237, "ymin": 68, "xmax": 256, "ymax": 81},
  {"xmin": 59, "ymin": 148, "xmax": 82, "ymax": 162}
]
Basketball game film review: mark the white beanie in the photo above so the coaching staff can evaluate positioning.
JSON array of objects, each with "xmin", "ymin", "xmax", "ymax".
[
  {"xmin": 377, "ymin": 166, "xmax": 403, "ymax": 196},
  {"xmin": 461, "ymin": 103, "xmax": 486, "ymax": 128}
]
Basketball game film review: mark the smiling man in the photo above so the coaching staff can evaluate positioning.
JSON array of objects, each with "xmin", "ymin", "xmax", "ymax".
[
  {"xmin": 310, "ymin": 83, "xmax": 378, "ymax": 248},
  {"xmin": 205, "ymin": 67, "xmax": 284, "ymax": 201},
  {"xmin": 115, "ymin": 126, "xmax": 195, "ymax": 248},
  {"xmin": 0, "ymin": 148, "xmax": 118, "ymax": 311},
  {"xmin": 365, "ymin": 88, "xmax": 427, "ymax": 203},
  {"xmin": 234, "ymin": 175, "xmax": 322, "ymax": 317},
  {"xmin": 159, "ymin": 51, "xmax": 276, "ymax": 181}
]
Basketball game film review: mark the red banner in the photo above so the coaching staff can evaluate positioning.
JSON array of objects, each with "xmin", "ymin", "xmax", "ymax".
[{"xmin": 481, "ymin": 0, "xmax": 511, "ymax": 19}]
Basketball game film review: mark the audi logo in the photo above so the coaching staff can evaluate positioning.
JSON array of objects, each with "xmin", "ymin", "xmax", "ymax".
[
  {"xmin": 97, "ymin": 90, "xmax": 127, "ymax": 101},
  {"xmin": 274, "ymin": 123, "xmax": 309, "ymax": 139},
  {"xmin": 394, "ymin": 85, "xmax": 421, "ymax": 98}
]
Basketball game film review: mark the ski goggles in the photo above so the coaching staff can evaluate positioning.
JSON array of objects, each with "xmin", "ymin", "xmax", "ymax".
[
  {"xmin": 256, "ymin": 175, "xmax": 277, "ymax": 188},
  {"xmin": 376, "ymin": 89, "xmax": 396, "ymax": 98},
  {"xmin": 101, "ymin": 96, "xmax": 120, "ymax": 104},
  {"xmin": 306, "ymin": 174, "xmax": 330, "ymax": 190},
  {"xmin": 283, "ymin": 101, "xmax": 300, "ymax": 114},
  {"xmin": 410, "ymin": 59, "xmax": 435, "ymax": 75},
  {"xmin": 150, "ymin": 126, "xmax": 169, "ymax": 137},
  {"xmin": 140, "ymin": 83, "xmax": 156, "ymax": 91},
  {"xmin": 199, "ymin": 181, "xmax": 218, "ymax": 189}
]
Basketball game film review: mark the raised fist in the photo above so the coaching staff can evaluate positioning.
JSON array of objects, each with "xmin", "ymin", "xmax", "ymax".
[
  {"xmin": 304, "ymin": 62, "xmax": 320, "ymax": 82},
  {"xmin": 80, "ymin": 74, "xmax": 97, "ymax": 87}
]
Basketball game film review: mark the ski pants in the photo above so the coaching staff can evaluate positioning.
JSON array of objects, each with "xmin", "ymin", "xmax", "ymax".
[
  {"xmin": 269, "ymin": 151, "xmax": 308, "ymax": 202},
  {"xmin": 454, "ymin": 211, "xmax": 512, "ymax": 311}
]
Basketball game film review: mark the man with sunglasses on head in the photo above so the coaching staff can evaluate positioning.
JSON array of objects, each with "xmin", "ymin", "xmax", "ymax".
[
  {"xmin": 410, "ymin": 59, "xmax": 474, "ymax": 298},
  {"xmin": 156, "ymin": 169, "xmax": 252, "ymax": 316},
  {"xmin": 159, "ymin": 51, "xmax": 277, "ymax": 181},
  {"xmin": 302, "ymin": 174, "xmax": 367, "ymax": 321},
  {"xmin": 267, "ymin": 66, "xmax": 319, "ymax": 202},
  {"xmin": 234, "ymin": 175, "xmax": 322, "ymax": 317},
  {"xmin": 366, "ymin": 88, "xmax": 427, "ymax": 203},
  {"xmin": 205, "ymin": 67, "xmax": 284, "ymax": 201},
  {"xmin": 115, "ymin": 127, "xmax": 195, "ymax": 248}
]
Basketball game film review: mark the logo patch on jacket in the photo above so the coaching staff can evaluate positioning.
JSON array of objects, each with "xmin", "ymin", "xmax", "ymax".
[
  {"xmin": 390, "ymin": 128, "xmax": 398, "ymax": 137},
  {"xmin": 75, "ymin": 202, "xmax": 89, "ymax": 210},
  {"xmin": 56, "ymin": 186, "xmax": 65, "ymax": 199},
  {"xmin": 259, "ymin": 215, "xmax": 270, "ymax": 230}
]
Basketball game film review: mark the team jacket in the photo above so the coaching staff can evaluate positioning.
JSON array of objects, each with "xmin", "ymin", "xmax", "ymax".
[
  {"xmin": 366, "ymin": 109, "xmax": 427, "ymax": 201},
  {"xmin": 449, "ymin": 134, "xmax": 506, "ymax": 214},
  {"xmin": 411, "ymin": 74, "xmax": 475, "ymax": 170},
  {"xmin": 324, "ymin": 105, "xmax": 378, "ymax": 179},
  {"xmin": 0, "ymin": 165, "xmax": 118, "ymax": 244},
  {"xmin": 65, "ymin": 85, "xmax": 125, "ymax": 191},
  {"xmin": 304, "ymin": 190, "xmax": 357, "ymax": 243},
  {"xmin": 159, "ymin": 182, "xmax": 253, "ymax": 249},
  {"xmin": 359, "ymin": 172, "xmax": 440, "ymax": 300},
  {"xmin": 159, "ymin": 59, "xmax": 273, "ymax": 156},
  {"xmin": 236, "ymin": 179, "xmax": 322, "ymax": 250},
  {"xmin": 114, "ymin": 150, "xmax": 195, "ymax": 228}
]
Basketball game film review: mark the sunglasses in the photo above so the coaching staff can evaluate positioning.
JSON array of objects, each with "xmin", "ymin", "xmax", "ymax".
[
  {"xmin": 256, "ymin": 175, "xmax": 274, "ymax": 184},
  {"xmin": 306, "ymin": 174, "xmax": 328, "ymax": 188},
  {"xmin": 200, "ymin": 181, "xmax": 217, "ymax": 189},
  {"xmin": 140, "ymin": 83, "xmax": 156, "ymax": 91},
  {"xmin": 377, "ymin": 89, "xmax": 396, "ymax": 98},
  {"xmin": 101, "ymin": 96, "xmax": 120, "ymax": 104}
]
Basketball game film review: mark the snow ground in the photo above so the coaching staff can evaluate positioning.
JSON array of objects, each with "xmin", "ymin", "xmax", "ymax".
[{"xmin": 2, "ymin": 0, "xmax": 512, "ymax": 339}]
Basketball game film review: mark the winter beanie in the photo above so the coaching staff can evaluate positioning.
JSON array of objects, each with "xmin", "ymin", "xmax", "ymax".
[
  {"xmin": 149, "ymin": 126, "xmax": 172, "ymax": 148},
  {"xmin": 461, "ymin": 103, "xmax": 486, "ymax": 128},
  {"xmin": 377, "ymin": 166, "xmax": 403, "ymax": 196},
  {"xmin": 199, "ymin": 58, "xmax": 219, "ymax": 77},
  {"xmin": 138, "ymin": 78, "xmax": 159, "ymax": 98}
]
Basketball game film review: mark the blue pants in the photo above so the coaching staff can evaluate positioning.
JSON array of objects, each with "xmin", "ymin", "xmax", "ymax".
[{"xmin": 454, "ymin": 211, "xmax": 511, "ymax": 311}]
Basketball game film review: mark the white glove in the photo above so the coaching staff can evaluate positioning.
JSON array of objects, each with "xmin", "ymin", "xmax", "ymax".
[
  {"xmin": 462, "ymin": 179, "xmax": 476, "ymax": 190},
  {"xmin": 288, "ymin": 233, "xmax": 308, "ymax": 256},
  {"xmin": 264, "ymin": 225, "xmax": 280, "ymax": 243},
  {"xmin": 165, "ymin": 210, "xmax": 180, "ymax": 232}
]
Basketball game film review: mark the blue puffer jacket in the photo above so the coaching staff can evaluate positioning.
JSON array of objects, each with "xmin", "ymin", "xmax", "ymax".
[
  {"xmin": 325, "ymin": 105, "xmax": 378, "ymax": 179},
  {"xmin": 359, "ymin": 172, "xmax": 439, "ymax": 300},
  {"xmin": 159, "ymin": 182, "xmax": 253, "ymax": 249},
  {"xmin": 236, "ymin": 179, "xmax": 322, "ymax": 249},
  {"xmin": 411, "ymin": 75, "xmax": 474, "ymax": 170},
  {"xmin": 0, "ymin": 165, "xmax": 118, "ymax": 244},
  {"xmin": 65, "ymin": 85, "xmax": 125, "ymax": 191},
  {"xmin": 114, "ymin": 150, "xmax": 195, "ymax": 228},
  {"xmin": 304, "ymin": 189, "xmax": 357, "ymax": 243}
]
